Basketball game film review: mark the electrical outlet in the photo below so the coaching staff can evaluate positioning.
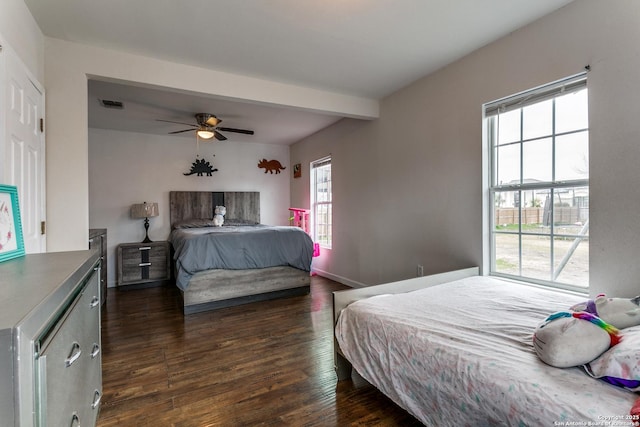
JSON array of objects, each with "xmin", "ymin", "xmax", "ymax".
[{"xmin": 417, "ymin": 264, "xmax": 424, "ymax": 277}]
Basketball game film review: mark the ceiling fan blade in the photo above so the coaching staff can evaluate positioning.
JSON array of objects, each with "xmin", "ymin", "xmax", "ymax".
[
  {"xmin": 217, "ymin": 127, "xmax": 254, "ymax": 135},
  {"xmin": 214, "ymin": 130, "xmax": 227, "ymax": 141},
  {"xmin": 168, "ymin": 129, "xmax": 195, "ymax": 134},
  {"xmin": 156, "ymin": 119, "xmax": 197, "ymax": 127}
]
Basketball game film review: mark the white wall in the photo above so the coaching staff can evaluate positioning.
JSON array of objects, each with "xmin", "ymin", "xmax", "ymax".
[
  {"xmin": 0, "ymin": 0, "xmax": 44, "ymax": 82},
  {"xmin": 291, "ymin": 0, "xmax": 640, "ymax": 297},
  {"xmin": 89, "ymin": 128, "xmax": 291, "ymax": 287}
]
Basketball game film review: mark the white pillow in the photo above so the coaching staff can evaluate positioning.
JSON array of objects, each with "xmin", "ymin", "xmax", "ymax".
[{"xmin": 585, "ymin": 325, "xmax": 640, "ymax": 391}]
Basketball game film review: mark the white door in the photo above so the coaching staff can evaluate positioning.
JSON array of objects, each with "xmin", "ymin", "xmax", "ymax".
[{"xmin": 1, "ymin": 44, "xmax": 46, "ymax": 253}]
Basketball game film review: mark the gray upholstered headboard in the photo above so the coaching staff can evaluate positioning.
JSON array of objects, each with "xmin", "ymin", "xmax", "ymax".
[{"xmin": 169, "ymin": 191, "xmax": 260, "ymax": 227}]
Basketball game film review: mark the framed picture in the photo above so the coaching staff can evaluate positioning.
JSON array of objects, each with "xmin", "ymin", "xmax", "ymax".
[
  {"xmin": 293, "ymin": 163, "xmax": 301, "ymax": 178},
  {"xmin": 0, "ymin": 184, "xmax": 25, "ymax": 262}
]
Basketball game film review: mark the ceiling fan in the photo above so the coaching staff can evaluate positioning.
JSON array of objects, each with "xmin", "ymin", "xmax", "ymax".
[{"xmin": 157, "ymin": 113, "xmax": 254, "ymax": 141}]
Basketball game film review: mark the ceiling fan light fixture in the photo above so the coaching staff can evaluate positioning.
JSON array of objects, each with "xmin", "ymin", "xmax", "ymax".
[
  {"xmin": 158, "ymin": 113, "xmax": 252, "ymax": 141},
  {"xmin": 205, "ymin": 115, "xmax": 220, "ymax": 127},
  {"xmin": 195, "ymin": 113, "xmax": 220, "ymax": 127},
  {"xmin": 197, "ymin": 129, "xmax": 215, "ymax": 139}
]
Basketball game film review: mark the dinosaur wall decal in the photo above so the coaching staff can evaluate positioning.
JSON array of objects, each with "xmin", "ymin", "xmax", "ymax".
[
  {"xmin": 258, "ymin": 159, "xmax": 286, "ymax": 174},
  {"xmin": 184, "ymin": 158, "xmax": 218, "ymax": 176}
]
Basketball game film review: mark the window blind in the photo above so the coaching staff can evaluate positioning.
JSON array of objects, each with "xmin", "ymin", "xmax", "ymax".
[
  {"xmin": 312, "ymin": 156, "xmax": 331, "ymax": 169},
  {"xmin": 484, "ymin": 73, "xmax": 587, "ymax": 117}
]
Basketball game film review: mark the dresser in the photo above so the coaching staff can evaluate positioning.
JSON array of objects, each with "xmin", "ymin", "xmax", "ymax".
[
  {"xmin": 0, "ymin": 250, "xmax": 102, "ymax": 426},
  {"xmin": 117, "ymin": 241, "xmax": 171, "ymax": 287}
]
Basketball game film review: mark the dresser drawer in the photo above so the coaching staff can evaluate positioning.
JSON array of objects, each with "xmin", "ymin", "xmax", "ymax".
[
  {"xmin": 35, "ymin": 267, "xmax": 101, "ymax": 427},
  {"xmin": 117, "ymin": 241, "xmax": 171, "ymax": 286}
]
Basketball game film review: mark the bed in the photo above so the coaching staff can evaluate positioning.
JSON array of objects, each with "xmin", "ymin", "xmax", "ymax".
[
  {"xmin": 169, "ymin": 191, "xmax": 313, "ymax": 314},
  {"xmin": 333, "ymin": 268, "xmax": 638, "ymax": 426}
]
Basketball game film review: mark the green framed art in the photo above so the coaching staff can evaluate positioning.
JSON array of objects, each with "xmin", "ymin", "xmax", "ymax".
[{"xmin": 0, "ymin": 184, "xmax": 25, "ymax": 262}]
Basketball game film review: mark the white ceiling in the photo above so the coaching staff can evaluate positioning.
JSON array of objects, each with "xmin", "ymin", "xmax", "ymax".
[{"xmin": 25, "ymin": 0, "xmax": 573, "ymax": 145}]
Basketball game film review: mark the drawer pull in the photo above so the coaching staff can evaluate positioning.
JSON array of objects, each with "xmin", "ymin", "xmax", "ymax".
[
  {"xmin": 90, "ymin": 296, "xmax": 100, "ymax": 308},
  {"xmin": 91, "ymin": 390, "xmax": 102, "ymax": 409},
  {"xmin": 70, "ymin": 413, "xmax": 80, "ymax": 427},
  {"xmin": 139, "ymin": 262, "xmax": 152, "ymax": 267},
  {"xmin": 91, "ymin": 343, "xmax": 101, "ymax": 358},
  {"xmin": 139, "ymin": 247, "xmax": 151, "ymax": 251},
  {"xmin": 65, "ymin": 342, "xmax": 82, "ymax": 367}
]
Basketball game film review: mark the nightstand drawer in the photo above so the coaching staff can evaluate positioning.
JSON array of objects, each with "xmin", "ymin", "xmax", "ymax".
[{"xmin": 117, "ymin": 241, "xmax": 171, "ymax": 286}]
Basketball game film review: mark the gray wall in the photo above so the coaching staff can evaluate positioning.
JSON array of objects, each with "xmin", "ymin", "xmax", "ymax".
[{"xmin": 291, "ymin": 0, "xmax": 640, "ymax": 297}]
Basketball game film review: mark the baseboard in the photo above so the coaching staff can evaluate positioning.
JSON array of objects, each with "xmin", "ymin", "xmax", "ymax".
[{"xmin": 311, "ymin": 268, "xmax": 367, "ymax": 289}]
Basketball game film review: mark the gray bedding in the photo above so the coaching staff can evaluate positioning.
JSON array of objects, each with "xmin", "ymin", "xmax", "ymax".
[{"xmin": 169, "ymin": 225, "xmax": 314, "ymax": 290}]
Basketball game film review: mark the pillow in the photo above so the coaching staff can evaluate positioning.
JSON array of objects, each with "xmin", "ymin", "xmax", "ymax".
[
  {"xmin": 533, "ymin": 311, "xmax": 620, "ymax": 368},
  {"xmin": 585, "ymin": 325, "xmax": 640, "ymax": 391},
  {"xmin": 172, "ymin": 218, "xmax": 215, "ymax": 229}
]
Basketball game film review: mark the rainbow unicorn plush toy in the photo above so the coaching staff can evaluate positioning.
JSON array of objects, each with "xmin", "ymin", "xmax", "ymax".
[
  {"xmin": 570, "ymin": 294, "xmax": 640, "ymax": 330},
  {"xmin": 533, "ymin": 311, "xmax": 621, "ymax": 368}
]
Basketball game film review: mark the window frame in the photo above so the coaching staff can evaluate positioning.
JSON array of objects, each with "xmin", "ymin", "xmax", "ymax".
[
  {"xmin": 310, "ymin": 156, "xmax": 332, "ymax": 249},
  {"xmin": 484, "ymin": 73, "xmax": 589, "ymax": 292}
]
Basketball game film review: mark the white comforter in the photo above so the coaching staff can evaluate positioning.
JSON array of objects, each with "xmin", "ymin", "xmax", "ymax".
[{"xmin": 336, "ymin": 276, "xmax": 636, "ymax": 426}]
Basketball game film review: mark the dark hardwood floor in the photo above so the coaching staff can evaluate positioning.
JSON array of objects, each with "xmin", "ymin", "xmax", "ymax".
[{"xmin": 97, "ymin": 276, "xmax": 423, "ymax": 426}]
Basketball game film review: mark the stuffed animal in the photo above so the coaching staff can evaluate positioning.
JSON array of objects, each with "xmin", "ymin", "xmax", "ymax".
[
  {"xmin": 533, "ymin": 311, "xmax": 621, "ymax": 368},
  {"xmin": 571, "ymin": 294, "xmax": 640, "ymax": 329},
  {"xmin": 213, "ymin": 206, "xmax": 226, "ymax": 227}
]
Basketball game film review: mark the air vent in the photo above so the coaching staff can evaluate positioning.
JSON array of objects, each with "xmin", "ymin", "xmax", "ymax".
[{"xmin": 99, "ymin": 99, "xmax": 124, "ymax": 109}]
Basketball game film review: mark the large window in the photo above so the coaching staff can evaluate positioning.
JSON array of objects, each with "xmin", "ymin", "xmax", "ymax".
[
  {"xmin": 311, "ymin": 156, "xmax": 332, "ymax": 248},
  {"xmin": 485, "ymin": 74, "xmax": 589, "ymax": 290}
]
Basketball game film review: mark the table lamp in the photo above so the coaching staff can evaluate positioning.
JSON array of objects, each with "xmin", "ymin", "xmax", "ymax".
[{"xmin": 130, "ymin": 202, "xmax": 159, "ymax": 243}]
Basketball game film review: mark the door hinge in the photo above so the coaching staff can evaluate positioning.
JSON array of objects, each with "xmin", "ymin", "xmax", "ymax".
[
  {"xmin": 40, "ymin": 221, "xmax": 46, "ymax": 235},
  {"xmin": 40, "ymin": 118, "xmax": 44, "ymax": 133}
]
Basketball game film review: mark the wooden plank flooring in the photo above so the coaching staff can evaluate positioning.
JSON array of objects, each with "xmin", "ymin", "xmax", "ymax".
[{"xmin": 97, "ymin": 276, "xmax": 423, "ymax": 426}]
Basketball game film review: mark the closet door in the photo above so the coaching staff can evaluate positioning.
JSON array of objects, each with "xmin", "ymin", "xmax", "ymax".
[{"xmin": 1, "ymin": 43, "xmax": 46, "ymax": 253}]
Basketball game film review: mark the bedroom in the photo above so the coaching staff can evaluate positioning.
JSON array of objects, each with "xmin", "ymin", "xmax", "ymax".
[
  {"xmin": 20, "ymin": 0, "xmax": 638, "ymax": 295},
  {"xmin": 4, "ymin": 0, "xmax": 639, "ymax": 293},
  {"xmin": 1, "ymin": 0, "xmax": 640, "ymax": 425}
]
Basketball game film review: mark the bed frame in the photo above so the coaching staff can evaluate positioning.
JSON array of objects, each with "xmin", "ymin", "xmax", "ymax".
[
  {"xmin": 332, "ymin": 266, "xmax": 479, "ymax": 380},
  {"xmin": 169, "ymin": 191, "xmax": 311, "ymax": 314}
]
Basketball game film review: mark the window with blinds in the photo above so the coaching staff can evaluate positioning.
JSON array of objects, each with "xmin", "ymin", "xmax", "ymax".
[
  {"xmin": 311, "ymin": 156, "xmax": 332, "ymax": 248},
  {"xmin": 484, "ymin": 73, "xmax": 589, "ymax": 290}
]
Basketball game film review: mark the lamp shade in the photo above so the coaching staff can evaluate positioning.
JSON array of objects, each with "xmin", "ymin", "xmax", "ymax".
[{"xmin": 130, "ymin": 202, "xmax": 159, "ymax": 219}]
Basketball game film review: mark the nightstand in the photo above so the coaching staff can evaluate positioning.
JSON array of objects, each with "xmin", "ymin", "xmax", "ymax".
[{"xmin": 117, "ymin": 241, "xmax": 171, "ymax": 287}]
